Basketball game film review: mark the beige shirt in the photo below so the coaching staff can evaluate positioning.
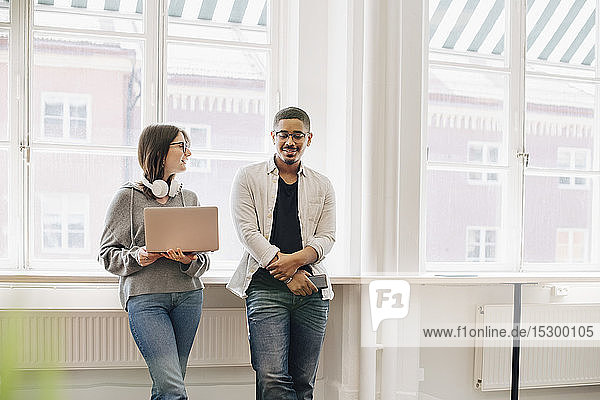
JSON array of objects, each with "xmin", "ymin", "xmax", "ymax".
[{"xmin": 226, "ymin": 157, "xmax": 336, "ymax": 300}]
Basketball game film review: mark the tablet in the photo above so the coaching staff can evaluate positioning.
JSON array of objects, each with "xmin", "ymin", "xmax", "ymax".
[{"xmin": 144, "ymin": 206, "xmax": 219, "ymax": 253}]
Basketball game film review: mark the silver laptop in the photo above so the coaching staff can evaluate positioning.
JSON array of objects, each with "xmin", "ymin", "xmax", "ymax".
[{"xmin": 144, "ymin": 206, "xmax": 219, "ymax": 253}]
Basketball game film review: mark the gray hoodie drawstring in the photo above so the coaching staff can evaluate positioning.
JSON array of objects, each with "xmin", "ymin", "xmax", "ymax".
[{"xmin": 130, "ymin": 188, "xmax": 135, "ymax": 248}]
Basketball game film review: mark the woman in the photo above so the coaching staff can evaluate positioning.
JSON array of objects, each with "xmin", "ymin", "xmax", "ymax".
[{"xmin": 99, "ymin": 124, "xmax": 209, "ymax": 400}]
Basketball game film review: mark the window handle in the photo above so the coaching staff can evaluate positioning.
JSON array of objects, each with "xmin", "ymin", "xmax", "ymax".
[
  {"xmin": 516, "ymin": 152, "xmax": 529, "ymax": 168},
  {"xmin": 19, "ymin": 140, "xmax": 30, "ymax": 163}
]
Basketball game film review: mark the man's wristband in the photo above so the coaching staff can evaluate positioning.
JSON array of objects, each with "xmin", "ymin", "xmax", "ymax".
[{"xmin": 284, "ymin": 276, "xmax": 293, "ymax": 284}]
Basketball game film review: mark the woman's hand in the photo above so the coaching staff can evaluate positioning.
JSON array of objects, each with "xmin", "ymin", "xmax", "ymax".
[
  {"xmin": 266, "ymin": 252, "xmax": 301, "ymax": 281},
  {"xmin": 286, "ymin": 270, "xmax": 318, "ymax": 296},
  {"xmin": 161, "ymin": 247, "xmax": 198, "ymax": 264},
  {"xmin": 138, "ymin": 247, "xmax": 163, "ymax": 267}
]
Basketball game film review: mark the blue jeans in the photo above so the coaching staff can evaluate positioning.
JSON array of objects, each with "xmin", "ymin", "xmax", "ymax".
[
  {"xmin": 127, "ymin": 289, "xmax": 203, "ymax": 400},
  {"xmin": 246, "ymin": 286, "xmax": 329, "ymax": 400}
]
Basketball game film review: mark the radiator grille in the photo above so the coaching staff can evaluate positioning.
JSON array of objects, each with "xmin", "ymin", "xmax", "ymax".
[
  {"xmin": 0, "ymin": 308, "xmax": 250, "ymax": 369},
  {"xmin": 474, "ymin": 304, "xmax": 600, "ymax": 391}
]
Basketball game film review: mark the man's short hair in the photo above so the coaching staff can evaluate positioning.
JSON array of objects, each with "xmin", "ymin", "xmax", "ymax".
[{"xmin": 273, "ymin": 106, "xmax": 311, "ymax": 132}]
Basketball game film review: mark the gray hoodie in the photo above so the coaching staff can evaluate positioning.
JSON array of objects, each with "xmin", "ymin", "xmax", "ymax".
[{"xmin": 99, "ymin": 182, "xmax": 210, "ymax": 309}]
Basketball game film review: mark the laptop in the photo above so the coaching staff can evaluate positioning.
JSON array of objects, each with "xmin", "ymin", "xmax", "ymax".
[{"xmin": 144, "ymin": 206, "xmax": 219, "ymax": 253}]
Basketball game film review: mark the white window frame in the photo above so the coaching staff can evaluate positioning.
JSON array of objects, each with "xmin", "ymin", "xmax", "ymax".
[
  {"xmin": 422, "ymin": 0, "xmax": 600, "ymax": 273},
  {"xmin": 41, "ymin": 92, "xmax": 92, "ymax": 142},
  {"xmin": 1, "ymin": 0, "xmax": 280, "ymax": 274},
  {"xmin": 556, "ymin": 228, "xmax": 589, "ymax": 264}
]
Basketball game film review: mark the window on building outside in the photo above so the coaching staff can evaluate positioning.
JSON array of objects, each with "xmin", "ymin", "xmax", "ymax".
[
  {"xmin": 556, "ymin": 229, "xmax": 588, "ymax": 263},
  {"xmin": 466, "ymin": 227, "xmax": 497, "ymax": 262},
  {"xmin": 467, "ymin": 142, "xmax": 500, "ymax": 184},
  {"xmin": 557, "ymin": 147, "xmax": 590, "ymax": 188},
  {"xmin": 42, "ymin": 94, "xmax": 90, "ymax": 141},
  {"xmin": 40, "ymin": 193, "xmax": 89, "ymax": 255}
]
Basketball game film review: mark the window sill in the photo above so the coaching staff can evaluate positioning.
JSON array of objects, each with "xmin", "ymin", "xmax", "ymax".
[{"xmin": 1, "ymin": 271, "xmax": 600, "ymax": 286}]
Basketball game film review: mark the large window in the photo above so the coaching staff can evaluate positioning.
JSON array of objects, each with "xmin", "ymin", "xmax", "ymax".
[
  {"xmin": 165, "ymin": 0, "xmax": 272, "ymax": 268},
  {"xmin": 425, "ymin": 0, "xmax": 600, "ymax": 271},
  {"xmin": 2, "ymin": 0, "xmax": 275, "ymax": 273}
]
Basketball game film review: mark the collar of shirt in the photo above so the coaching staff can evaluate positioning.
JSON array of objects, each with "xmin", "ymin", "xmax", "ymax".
[{"xmin": 267, "ymin": 155, "xmax": 306, "ymax": 177}]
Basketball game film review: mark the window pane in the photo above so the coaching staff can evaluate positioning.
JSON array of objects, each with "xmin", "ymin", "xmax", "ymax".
[
  {"xmin": 31, "ymin": 151, "xmax": 138, "ymax": 266},
  {"xmin": 526, "ymin": 79, "xmax": 595, "ymax": 169},
  {"xmin": 45, "ymin": 102, "xmax": 63, "ymax": 117},
  {"xmin": 0, "ymin": 149, "xmax": 6, "ymax": 258},
  {"xmin": 526, "ymin": 0, "xmax": 596, "ymax": 76},
  {"xmin": 69, "ymin": 118, "xmax": 87, "ymax": 139},
  {"xmin": 0, "ymin": 0, "xmax": 7, "ymax": 23},
  {"xmin": 70, "ymin": 104, "xmax": 87, "ymax": 119},
  {"xmin": 488, "ymin": 147, "xmax": 498, "ymax": 163},
  {"xmin": 0, "ymin": 32, "xmax": 7, "ymax": 141},
  {"xmin": 467, "ymin": 245, "xmax": 480, "ymax": 259},
  {"xmin": 429, "ymin": 0, "xmax": 506, "ymax": 65},
  {"xmin": 32, "ymin": 34, "xmax": 143, "ymax": 146},
  {"xmin": 426, "ymin": 170, "xmax": 504, "ymax": 263},
  {"xmin": 468, "ymin": 229, "xmax": 480, "ymax": 243},
  {"xmin": 34, "ymin": 0, "xmax": 143, "ymax": 34},
  {"xmin": 190, "ymin": 127, "xmax": 209, "ymax": 148},
  {"xmin": 68, "ymin": 232, "xmax": 85, "ymax": 249},
  {"xmin": 166, "ymin": 44, "xmax": 268, "ymax": 153},
  {"xmin": 43, "ymin": 232, "xmax": 62, "ymax": 249},
  {"xmin": 43, "ymin": 117, "xmax": 62, "ymax": 138},
  {"xmin": 468, "ymin": 145, "xmax": 483, "ymax": 162},
  {"xmin": 523, "ymin": 175, "xmax": 593, "ymax": 265},
  {"xmin": 428, "ymin": 68, "xmax": 506, "ymax": 164},
  {"xmin": 184, "ymin": 158, "xmax": 257, "ymax": 267},
  {"xmin": 167, "ymin": 0, "xmax": 269, "ymax": 44}
]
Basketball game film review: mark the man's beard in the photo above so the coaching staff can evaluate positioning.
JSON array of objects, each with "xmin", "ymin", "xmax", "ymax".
[{"xmin": 281, "ymin": 147, "xmax": 299, "ymax": 164}]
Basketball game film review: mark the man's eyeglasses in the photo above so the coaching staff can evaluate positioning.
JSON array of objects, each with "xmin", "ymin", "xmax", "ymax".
[
  {"xmin": 274, "ymin": 131, "xmax": 308, "ymax": 142},
  {"xmin": 170, "ymin": 141, "xmax": 190, "ymax": 153}
]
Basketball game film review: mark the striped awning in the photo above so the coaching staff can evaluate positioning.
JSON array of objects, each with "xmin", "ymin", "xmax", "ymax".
[
  {"xmin": 36, "ymin": 0, "xmax": 267, "ymax": 26},
  {"xmin": 430, "ymin": 0, "xmax": 596, "ymax": 66}
]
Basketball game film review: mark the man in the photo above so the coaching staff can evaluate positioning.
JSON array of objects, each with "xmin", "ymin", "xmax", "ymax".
[{"xmin": 227, "ymin": 106, "xmax": 336, "ymax": 399}]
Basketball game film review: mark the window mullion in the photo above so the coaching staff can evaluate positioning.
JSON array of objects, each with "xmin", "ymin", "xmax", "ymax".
[
  {"xmin": 507, "ymin": 0, "xmax": 527, "ymax": 272},
  {"xmin": 142, "ymin": 0, "xmax": 161, "ymax": 126},
  {"xmin": 8, "ymin": 0, "xmax": 31, "ymax": 270}
]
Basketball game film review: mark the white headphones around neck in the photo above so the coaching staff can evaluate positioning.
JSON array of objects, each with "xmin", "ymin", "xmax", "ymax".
[{"xmin": 140, "ymin": 175, "xmax": 181, "ymax": 198}]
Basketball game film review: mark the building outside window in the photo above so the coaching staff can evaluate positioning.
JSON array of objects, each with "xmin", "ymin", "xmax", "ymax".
[
  {"xmin": 556, "ymin": 228, "xmax": 588, "ymax": 263},
  {"xmin": 40, "ymin": 193, "xmax": 89, "ymax": 254},
  {"xmin": 466, "ymin": 227, "xmax": 497, "ymax": 262},
  {"xmin": 467, "ymin": 142, "xmax": 500, "ymax": 184},
  {"xmin": 557, "ymin": 147, "xmax": 590, "ymax": 188},
  {"xmin": 41, "ymin": 93, "xmax": 91, "ymax": 141}
]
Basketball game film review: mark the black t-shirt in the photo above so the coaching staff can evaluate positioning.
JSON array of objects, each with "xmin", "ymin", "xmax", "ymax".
[{"xmin": 250, "ymin": 176, "xmax": 311, "ymax": 289}]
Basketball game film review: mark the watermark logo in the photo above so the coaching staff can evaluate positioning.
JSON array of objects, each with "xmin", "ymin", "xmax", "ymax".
[{"xmin": 369, "ymin": 280, "xmax": 410, "ymax": 331}]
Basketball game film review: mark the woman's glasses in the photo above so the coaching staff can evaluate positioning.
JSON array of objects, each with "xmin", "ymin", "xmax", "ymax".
[{"xmin": 169, "ymin": 141, "xmax": 189, "ymax": 153}]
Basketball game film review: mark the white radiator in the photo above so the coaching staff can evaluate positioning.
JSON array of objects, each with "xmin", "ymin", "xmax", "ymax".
[
  {"xmin": 474, "ymin": 304, "xmax": 600, "ymax": 391},
  {"xmin": 0, "ymin": 308, "xmax": 250, "ymax": 369}
]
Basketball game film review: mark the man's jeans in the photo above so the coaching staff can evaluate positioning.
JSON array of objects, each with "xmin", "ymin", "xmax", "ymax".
[
  {"xmin": 246, "ymin": 286, "xmax": 329, "ymax": 400},
  {"xmin": 127, "ymin": 289, "xmax": 203, "ymax": 400}
]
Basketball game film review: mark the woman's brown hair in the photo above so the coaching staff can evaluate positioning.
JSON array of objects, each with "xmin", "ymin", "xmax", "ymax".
[{"xmin": 137, "ymin": 124, "xmax": 190, "ymax": 199}]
